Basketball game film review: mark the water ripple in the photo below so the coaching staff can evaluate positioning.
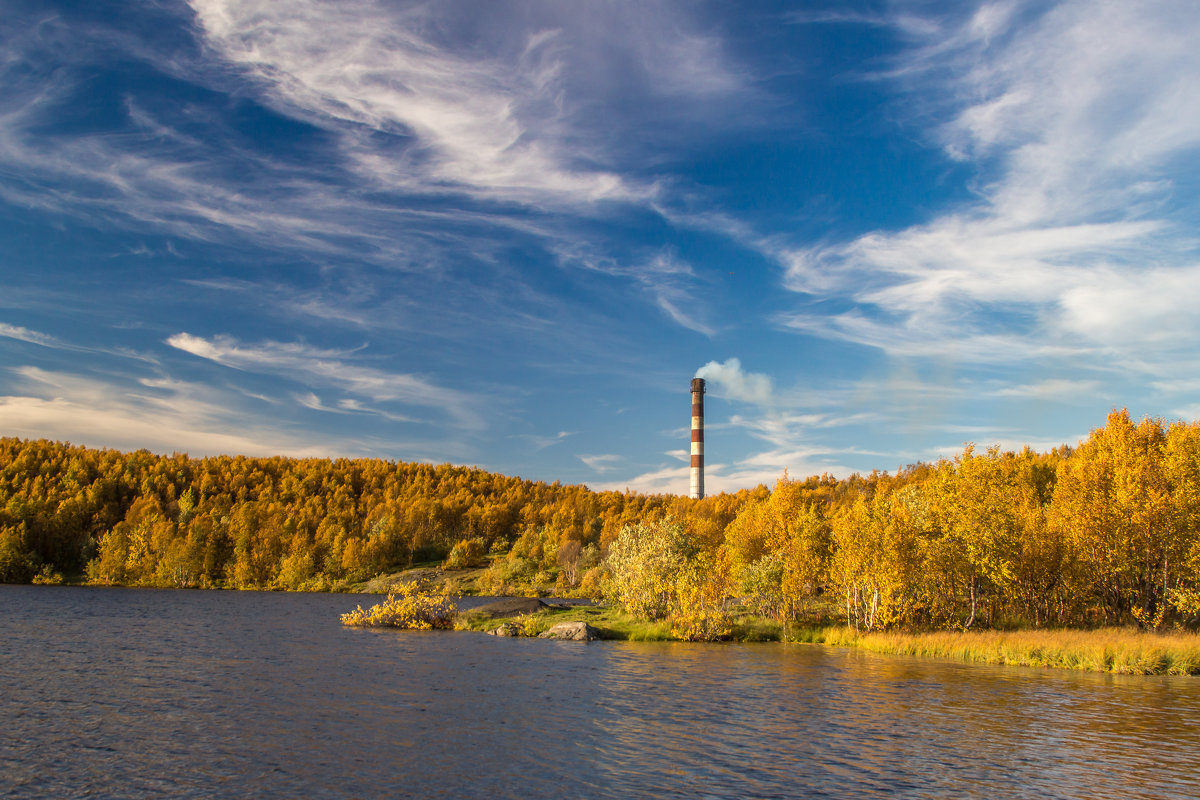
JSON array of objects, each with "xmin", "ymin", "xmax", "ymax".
[{"xmin": 2, "ymin": 586, "xmax": 1198, "ymax": 799}]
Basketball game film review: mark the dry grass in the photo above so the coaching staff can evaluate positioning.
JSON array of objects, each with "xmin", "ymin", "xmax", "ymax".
[{"xmin": 805, "ymin": 626, "xmax": 1200, "ymax": 675}]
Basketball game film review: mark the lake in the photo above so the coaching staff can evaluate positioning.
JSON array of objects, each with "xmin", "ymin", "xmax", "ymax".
[{"xmin": 2, "ymin": 585, "xmax": 1199, "ymax": 798}]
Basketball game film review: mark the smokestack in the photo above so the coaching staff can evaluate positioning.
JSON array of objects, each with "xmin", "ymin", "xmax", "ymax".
[{"xmin": 690, "ymin": 377, "xmax": 705, "ymax": 499}]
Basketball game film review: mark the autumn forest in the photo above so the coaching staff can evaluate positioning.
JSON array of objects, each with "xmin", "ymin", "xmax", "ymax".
[{"xmin": 3, "ymin": 409, "xmax": 1199, "ymax": 633}]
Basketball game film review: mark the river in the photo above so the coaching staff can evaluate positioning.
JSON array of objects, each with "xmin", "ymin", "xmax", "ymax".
[{"xmin": 2, "ymin": 585, "xmax": 1198, "ymax": 798}]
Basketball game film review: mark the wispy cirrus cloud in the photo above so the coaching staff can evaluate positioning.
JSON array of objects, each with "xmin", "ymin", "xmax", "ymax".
[
  {"xmin": 578, "ymin": 453, "xmax": 621, "ymax": 473},
  {"xmin": 776, "ymin": 0, "xmax": 1200, "ymax": 376},
  {"xmin": 995, "ymin": 378, "xmax": 1101, "ymax": 399},
  {"xmin": 188, "ymin": 0, "xmax": 639, "ymax": 207},
  {"xmin": 0, "ymin": 323, "xmax": 58, "ymax": 348},
  {"xmin": 0, "ymin": 1, "xmax": 747, "ymax": 268},
  {"xmin": 553, "ymin": 244, "xmax": 716, "ymax": 335},
  {"xmin": 0, "ymin": 366, "xmax": 349, "ymax": 458},
  {"xmin": 166, "ymin": 332, "xmax": 483, "ymax": 429},
  {"xmin": 187, "ymin": 0, "xmax": 752, "ymax": 212},
  {"xmin": 515, "ymin": 430, "xmax": 574, "ymax": 450}
]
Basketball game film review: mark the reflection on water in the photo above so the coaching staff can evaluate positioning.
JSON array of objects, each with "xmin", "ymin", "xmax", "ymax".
[{"xmin": 2, "ymin": 586, "xmax": 1198, "ymax": 799}]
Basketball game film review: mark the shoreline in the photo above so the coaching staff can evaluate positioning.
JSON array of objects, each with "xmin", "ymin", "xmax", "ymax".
[
  {"xmin": 451, "ymin": 598, "xmax": 1200, "ymax": 676},
  {"xmin": 15, "ymin": 578, "xmax": 1200, "ymax": 676}
]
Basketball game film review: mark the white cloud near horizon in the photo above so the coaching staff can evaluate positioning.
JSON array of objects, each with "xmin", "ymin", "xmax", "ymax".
[
  {"xmin": 578, "ymin": 453, "xmax": 621, "ymax": 473},
  {"xmin": 166, "ymin": 332, "xmax": 483, "ymax": 429},
  {"xmin": 995, "ymin": 378, "xmax": 1101, "ymax": 399},
  {"xmin": 0, "ymin": 366, "xmax": 349, "ymax": 458},
  {"xmin": 514, "ymin": 430, "xmax": 575, "ymax": 450},
  {"xmin": 1172, "ymin": 404, "xmax": 1200, "ymax": 422},
  {"xmin": 592, "ymin": 445, "xmax": 857, "ymax": 495}
]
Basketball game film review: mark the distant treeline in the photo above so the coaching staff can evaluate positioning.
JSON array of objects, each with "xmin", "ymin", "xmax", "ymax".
[
  {"xmin": 0, "ymin": 438, "xmax": 754, "ymax": 592},
  {"xmin": 3, "ymin": 409, "xmax": 1199, "ymax": 631}
]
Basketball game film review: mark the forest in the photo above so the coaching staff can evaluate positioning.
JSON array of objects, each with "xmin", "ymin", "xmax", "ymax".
[{"xmin": 3, "ymin": 409, "xmax": 1199, "ymax": 633}]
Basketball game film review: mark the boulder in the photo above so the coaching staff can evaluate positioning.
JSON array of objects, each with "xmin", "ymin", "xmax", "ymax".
[
  {"xmin": 537, "ymin": 621, "xmax": 602, "ymax": 642},
  {"xmin": 487, "ymin": 622, "xmax": 522, "ymax": 637}
]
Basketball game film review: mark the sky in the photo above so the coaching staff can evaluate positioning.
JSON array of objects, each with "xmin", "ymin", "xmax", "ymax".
[{"xmin": 2, "ymin": 0, "xmax": 1199, "ymax": 495}]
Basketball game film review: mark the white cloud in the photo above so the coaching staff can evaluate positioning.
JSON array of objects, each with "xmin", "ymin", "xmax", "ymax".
[
  {"xmin": 578, "ymin": 453, "xmax": 621, "ymax": 473},
  {"xmin": 695, "ymin": 358, "xmax": 774, "ymax": 406},
  {"xmin": 1171, "ymin": 405, "xmax": 1200, "ymax": 422},
  {"xmin": 0, "ymin": 2, "xmax": 745, "ymax": 284},
  {"xmin": 593, "ymin": 445, "xmax": 856, "ymax": 495},
  {"xmin": 295, "ymin": 392, "xmax": 347, "ymax": 414},
  {"xmin": 1, "ymin": 365, "xmax": 475, "ymax": 462},
  {"xmin": 554, "ymin": 245, "xmax": 715, "ymax": 335},
  {"xmin": 775, "ymin": 0, "xmax": 1200, "ymax": 376},
  {"xmin": 1, "ymin": 367, "xmax": 340, "ymax": 458},
  {"xmin": 1057, "ymin": 265, "xmax": 1200, "ymax": 347},
  {"xmin": 785, "ymin": 8, "xmax": 941, "ymax": 37},
  {"xmin": 591, "ymin": 462, "xmax": 689, "ymax": 495},
  {"xmin": 0, "ymin": 323, "xmax": 58, "ymax": 347},
  {"xmin": 995, "ymin": 378, "xmax": 1101, "ymax": 398},
  {"xmin": 642, "ymin": 253, "xmax": 715, "ymax": 336},
  {"xmin": 186, "ymin": 0, "xmax": 669, "ymax": 208},
  {"xmin": 166, "ymin": 332, "xmax": 482, "ymax": 428},
  {"xmin": 515, "ymin": 430, "xmax": 574, "ymax": 450},
  {"xmin": 930, "ymin": 436, "xmax": 1082, "ymax": 459},
  {"xmin": 1153, "ymin": 378, "xmax": 1200, "ymax": 396},
  {"xmin": 775, "ymin": 309, "xmax": 1085, "ymax": 363}
]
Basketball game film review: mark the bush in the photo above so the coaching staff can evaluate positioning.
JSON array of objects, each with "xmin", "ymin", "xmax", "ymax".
[
  {"xmin": 672, "ymin": 586, "xmax": 733, "ymax": 641},
  {"xmin": 604, "ymin": 519, "xmax": 695, "ymax": 619},
  {"xmin": 478, "ymin": 554, "xmax": 538, "ymax": 594},
  {"xmin": 444, "ymin": 537, "xmax": 487, "ymax": 569},
  {"xmin": 31, "ymin": 565, "xmax": 65, "ymax": 585},
  {"xmin": 340, "ymin": 582, "xmax": 455, "ymax": 629}
]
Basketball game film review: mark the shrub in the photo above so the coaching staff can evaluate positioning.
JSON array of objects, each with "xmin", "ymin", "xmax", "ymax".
[
  {"xmin": 604, "ymin": 519, "xmax": 696, "ymax": 619},
  {"xmin": 444, "ymin": 537, "xmax": 487, "ymax": 569},
  {"xmin": 340, "ymin": 582, "xmax": 455, "ymax": 629},
  {"xmin": 519, "ymin": 613, "xmax": 543, "ymax": 637},
  {"xmin": 31, "ymin": 565, "xmax": 65, "ymax": 585},
  {"xmin": 478, "ymin": 553, "xmax": 545, "ymax": 594},
  {"xmin": 672, "ymin": 587, "xmax": 733, "ymax": 641}
]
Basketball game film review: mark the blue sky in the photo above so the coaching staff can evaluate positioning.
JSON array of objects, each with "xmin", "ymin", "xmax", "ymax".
[{"xmin": 2, "ymin": 0, "xmax": 1199, "ymax": 494}]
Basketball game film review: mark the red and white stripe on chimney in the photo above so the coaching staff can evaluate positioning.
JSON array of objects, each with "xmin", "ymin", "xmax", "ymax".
[{"xmin": 690, "ymin": 377, "xmax": 705, "ymax": 499}]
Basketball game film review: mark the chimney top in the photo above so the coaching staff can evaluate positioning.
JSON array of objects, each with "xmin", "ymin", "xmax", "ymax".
[{"xmin": 691, "ymin": 378, "xmax": 706, "ymax": 393}]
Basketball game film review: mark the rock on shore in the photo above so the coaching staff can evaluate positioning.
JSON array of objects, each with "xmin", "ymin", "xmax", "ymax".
[{"xmin": 537, "ymin": 621, "xmax": 602, "ymax": 641}]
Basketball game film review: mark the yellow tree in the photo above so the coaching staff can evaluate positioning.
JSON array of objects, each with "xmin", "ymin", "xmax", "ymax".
[
  {"xmin": 923, "ymin": 447, "xmax": 1045, "ymax": 628},
  {"xmin": 1163, "ymin": 420, "xmax": 1200, "ymax": 619},
  {"xmin": 1050, "ymin": 410, "xmax": 1183, "ymax": 626},
  {"xmin": 829, "ymin": 488, "xmax": 922, "ymax": 630},
  {"xmin": 603, "ymin": 519, "xmax": 696, "ymax": 620},
  {"xmin": 723, "ymin": 475, "xmax": 832, "ymax": 621}
]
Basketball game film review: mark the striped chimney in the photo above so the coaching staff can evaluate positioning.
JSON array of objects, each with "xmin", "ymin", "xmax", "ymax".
[{"xmin": 690, "ymin": 377, "xmax": 705, "ymax": 500}]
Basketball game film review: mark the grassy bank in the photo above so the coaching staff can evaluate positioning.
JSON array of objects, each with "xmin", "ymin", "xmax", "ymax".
[
  {"xmin": 800, "ymin": 626, "xmax": 1200, "ymax": 675},
  {"xmin": 454, "ymin": 603, "xmax": 675, "ymax": 641},
  {"xmin": 454, "ymin": 600, "xmax": 1200, "ymax": 675}
]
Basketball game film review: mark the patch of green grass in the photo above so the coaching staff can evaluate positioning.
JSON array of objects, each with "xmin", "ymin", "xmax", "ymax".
[
  {"xmin": 729, "ymin": 615, "xmax": 785, "ymax": 642},
  {"xmin": 454, "ymin": 604, "xmax": 675, "ymax": 640}
]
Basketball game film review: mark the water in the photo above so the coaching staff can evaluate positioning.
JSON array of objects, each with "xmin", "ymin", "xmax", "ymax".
[{"xmin": 2, "ymin": 586, "xmax": 1199, "ymax": 799}]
